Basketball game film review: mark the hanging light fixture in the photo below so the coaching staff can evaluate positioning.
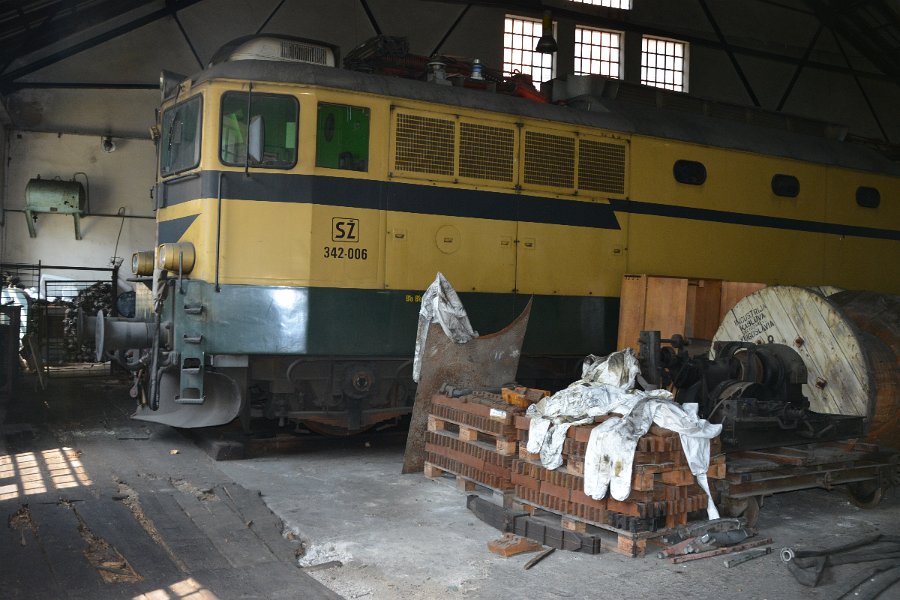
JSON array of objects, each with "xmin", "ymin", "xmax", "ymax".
[{"xmin": 535, "ymin": 10, "xmax": 557, "ymax": 54}]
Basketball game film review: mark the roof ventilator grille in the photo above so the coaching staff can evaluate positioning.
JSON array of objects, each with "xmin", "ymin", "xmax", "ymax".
[{"xmin": 281, "ymin": 41, "xmax": 328, "ymax": 65}]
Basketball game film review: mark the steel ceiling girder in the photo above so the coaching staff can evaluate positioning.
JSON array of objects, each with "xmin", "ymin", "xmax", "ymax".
[
  {"xmin": 0, "ymin": 0, "xmax": 205, "ymax": 85},
  {"xmin": 805, "ymin": 0, "xmax": 900, "ymax": 77}
]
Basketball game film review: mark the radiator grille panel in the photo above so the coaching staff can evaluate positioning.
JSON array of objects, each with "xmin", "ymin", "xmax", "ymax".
[
  {"xmin": 524, "ymin": 131, "xmax": 575, "ymax": 188},
  {"xmin": 459, "ymin": 123, "xmax": 515, "ymax": 182},
  {"xmin": 395, "ymin": 113, "xmax": 455, "ymax": 176},
  {"xmin": 578, "ymin": 139, "xmax": 626, "ymax": 194}
]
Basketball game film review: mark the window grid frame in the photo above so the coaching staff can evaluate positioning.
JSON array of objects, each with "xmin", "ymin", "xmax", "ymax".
[
  {"xmin": 568, "ymin": 0, "xmax": 632, "ymax": 9},
  {"xmin": 574, "ymin": 25, "xmax": 622, "ymax": 78},
  {"xmin": 641, "ymin": 35, "xmax": 688, "ymax": 92},
  {"xmin": 503, "ymin": 15, "xmax": 556, "ymax": 85}
]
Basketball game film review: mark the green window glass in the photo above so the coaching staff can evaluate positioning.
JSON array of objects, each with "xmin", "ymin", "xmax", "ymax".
[
  {"xmin": 220, "ymin": 92, "xmax": 298, "ymax": 168},
  {"xmin": 160, "ymin": 95, "xmax": 202, "ymax": 176},
  {"xmin": 316, "ymin": 103, "xmax": 370, "ymax": 172}
]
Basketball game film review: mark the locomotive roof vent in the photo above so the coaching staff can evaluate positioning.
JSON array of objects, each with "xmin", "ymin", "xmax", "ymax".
[{"xmin": 208, "ymin": 35, "xmax": 338, "ymax": 68}]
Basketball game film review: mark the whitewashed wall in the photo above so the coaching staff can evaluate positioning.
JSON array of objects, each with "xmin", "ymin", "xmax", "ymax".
[{"xmin": 0, "ymin": 131, "xmax": 156, "ymax": 291}]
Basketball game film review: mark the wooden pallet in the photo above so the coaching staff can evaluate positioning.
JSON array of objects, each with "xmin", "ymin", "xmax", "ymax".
[
  {"xmin": 428, "ymin": 415, "xmax": 517, "ymax": 456},
  {"xmin": 424, "ymin": 393, "xmax": 528, "ymax": 493},
  {"xmin": 513, "ymin": 499, "xmax": 668, "ymax": 557},
  {"xmin": 423, "ymin": 460, "xmax": 515, "ymax": 503},
  {"xmin": 719, "ymin": 441, "xmax": 899, "ymax": 499}
]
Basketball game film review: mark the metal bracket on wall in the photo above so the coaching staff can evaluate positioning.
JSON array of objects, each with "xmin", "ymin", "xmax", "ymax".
[{"xmin": 24, "ymin": 208, "xmax": 84, "ymax": 240}]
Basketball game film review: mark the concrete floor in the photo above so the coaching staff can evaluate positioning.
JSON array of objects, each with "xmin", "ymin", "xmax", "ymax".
[
  {"xmin": 0, "ymin": 373, "xmax": 339, "ymax": 600},
  {"xmin": 219, "ymin": 437, "xmax": 900, "ymax": 600},
  {"xmin": 4, "ymin": 373, "xmax": 900, "ymax": 599}
]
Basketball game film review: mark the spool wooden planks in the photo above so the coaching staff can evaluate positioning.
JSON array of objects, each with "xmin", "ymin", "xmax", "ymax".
[{"xmin": 714, "ymin": 286, "xmax": 900, "ymax": 449}]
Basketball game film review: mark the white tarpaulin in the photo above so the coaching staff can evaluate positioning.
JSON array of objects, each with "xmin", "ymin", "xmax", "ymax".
[
  {"xmin": 526, "ymin": 348, "xmax": 722, "ymax": 519},
  {"xmin": 412, "ymin": 273, "xmax": 478, "ymax": 383}
]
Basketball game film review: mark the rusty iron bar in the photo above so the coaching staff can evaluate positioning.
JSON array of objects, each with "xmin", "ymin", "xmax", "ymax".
[{"xmin": 668, "ymin": 537, "xmax": 774, "ymax": 564}]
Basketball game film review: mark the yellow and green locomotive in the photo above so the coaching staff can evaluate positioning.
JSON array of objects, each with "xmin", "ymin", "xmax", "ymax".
[{"xmin": 99, "ymin": 35, "xmax": 900, "ymax": 432}]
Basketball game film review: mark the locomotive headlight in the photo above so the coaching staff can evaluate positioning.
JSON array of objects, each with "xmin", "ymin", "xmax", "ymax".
[
  {"xmin": 158, "ymin": 242, "xmax": 196, "ymax": 273},
  {"xmin": 132, "ymin": 251, "xmax": 155, "ymax": 275}
]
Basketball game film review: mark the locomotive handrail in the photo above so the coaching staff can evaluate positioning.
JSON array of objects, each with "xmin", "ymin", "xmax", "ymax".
[{"xmin": 215, "ymin": 170, "xmax": 223, "ymax": 293}]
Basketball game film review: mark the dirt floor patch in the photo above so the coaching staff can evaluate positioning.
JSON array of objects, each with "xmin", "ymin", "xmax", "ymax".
[
  {"xmin": 114, "ymin": 478, "xmax": 189, "ymax": 573},
  {"xmin": 59, "ymin": 499, "xmax": 143, "ymax": 584},
  {"xmin": 170, "ymin": 477, "xmax": 219, "ymax": 502},
  {"xmin": 8, "ymin": 504, "xmax": 36, "ymax": 546}
]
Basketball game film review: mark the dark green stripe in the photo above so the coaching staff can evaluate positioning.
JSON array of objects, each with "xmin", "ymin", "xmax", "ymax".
[
  {"xmin": 610, "ymin": 198, "xmax": 900, "ymax": 241},
  {"xmin": 160, "ymin": 170, "xmax": 621, "ymax": 230},
  {"xmin": 304, "ymin": 288, "xmax": 618, "ymax": 357},
  {"xmin": 159, "ymin": 170, "xmax": 900, "ymax": 242},
  {"xmin": 177, "ymin": 282, "xmax": 617, "ymax": 359}
]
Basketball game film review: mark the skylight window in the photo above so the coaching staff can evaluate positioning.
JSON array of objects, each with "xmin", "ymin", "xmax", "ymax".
[
  {"xmin": 641, "ymin": 35, "xmax": 688, "ymax": 92},
  {"xmin": 503, "ymin": 15, "xmax": 555, "ymax": 84},
  {"xmin": 574, "ymin": 26, "xmax": 622, "ymax": 78},
  {"xmin": 570, "ymin": 0, "xmax": 632, "ymax": 8}
]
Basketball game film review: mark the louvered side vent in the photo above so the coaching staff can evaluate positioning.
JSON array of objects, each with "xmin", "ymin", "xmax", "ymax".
[
  {"xmin": 394, "ymin": 113, "xmax": 455, "ymax": 176},
  {"xmin": 281, "ymin": 41, "xmax": 328, "ymax": 65},
  {"xmin": 459, "ymin": 123, "xmax": 515, "ymax": 182},
  {"xmin": 579, "ymin": 139, "xmax": 626, "ymax": 195},
  {"xmin": 524, "ymin": 131, "xmax": 575, "ymax": 189}
]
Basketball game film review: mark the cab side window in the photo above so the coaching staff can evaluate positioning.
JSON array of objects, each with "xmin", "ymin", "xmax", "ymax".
[
  {"xmin": 316, "ymin": 103, "xmax": 370, "ymax": 172},
  {"xmin": 220, "ymin": 92, "xmax": 298, "ymax": 168}
]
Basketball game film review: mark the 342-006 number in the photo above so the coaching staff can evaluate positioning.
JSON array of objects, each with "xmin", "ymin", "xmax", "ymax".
[{"xmin": 324, "ymin": 246, "xmax": 368, "ymax": 260}]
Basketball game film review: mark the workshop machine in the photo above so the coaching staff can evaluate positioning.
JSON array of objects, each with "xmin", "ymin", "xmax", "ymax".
[{"xmin": 637, "ymin": 331, "xmax": 866, "ymax": 451}]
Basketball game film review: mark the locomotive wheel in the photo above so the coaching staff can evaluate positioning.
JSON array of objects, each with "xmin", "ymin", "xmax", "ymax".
[{"xmin": 847, "ymin": 481, "xmax": 884, "ymax": 509}]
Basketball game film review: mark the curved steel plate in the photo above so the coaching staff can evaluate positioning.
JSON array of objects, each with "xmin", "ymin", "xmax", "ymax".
[{"xmin": 401, "ymin": 299, "xmax": 532, "ymax": 474}]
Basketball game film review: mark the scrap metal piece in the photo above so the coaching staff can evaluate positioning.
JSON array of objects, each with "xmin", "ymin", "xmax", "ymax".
[
  {"xmin": 402, "ymin": 300, "xmax": 531, "ymax": 474},
  {"xmin": 662, "ymin": 517, "xmax": 744, "ymax": 545},
  {"xmin": 658, "ymin": 536, "xmax": 701, "ymax": 559},
  {"xmin": 724, "ymin": 546, "xmax": 772, "ymax": 568},
  {"xmin": 668, "ymin": 537, "xmax": 773, "ymax": 564},
  {"xmin": 524, "ymin": 547, "xmax": 555, "ymax": 570}
]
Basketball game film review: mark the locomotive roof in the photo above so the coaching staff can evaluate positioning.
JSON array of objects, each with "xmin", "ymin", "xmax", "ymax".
[{"xmin": 191, "ymin": 60, "xmax": 900, "ymax": 177}]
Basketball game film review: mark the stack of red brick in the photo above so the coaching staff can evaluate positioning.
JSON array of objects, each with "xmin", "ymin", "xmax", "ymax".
[
  {"xmin": 513, "ymin": 414, "xmax": 725, "ymax": 533},
  {"xmin": 424, "ymin": 392, "xmax": 524, "ymax": 493},
  {"xmin": 423, "ymin": 390, "xmax": 726, "ymax": 555}
]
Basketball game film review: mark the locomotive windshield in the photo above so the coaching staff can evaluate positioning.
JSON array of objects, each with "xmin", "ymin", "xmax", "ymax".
[
  {"xmin": 220, "ymin": 92, "xmax": 298, "ymax": 168},
  {"xmin": 160, "ymin": 95, "xmax": 202, "ymax": 177}
]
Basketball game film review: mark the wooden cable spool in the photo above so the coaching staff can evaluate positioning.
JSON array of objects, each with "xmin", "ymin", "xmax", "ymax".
[{"xmin": 712, "ymin": 286, "xmax": 900, "ymax": 449}]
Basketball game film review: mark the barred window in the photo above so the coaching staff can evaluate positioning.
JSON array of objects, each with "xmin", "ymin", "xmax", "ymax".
[
  {"xmin": 503, "ymin": 15, "xmax": 555, "ymax": 84},
  {"xmin": 569, "ymin": 0, "xmax": 632, "ymax": 8},
  {"xmin": 641, "ymin": 35, "xmax": 688, "ymax": 92},
  {"xmin": 575, "ymin": 26, "xmax": 622, "ymax": 78}
]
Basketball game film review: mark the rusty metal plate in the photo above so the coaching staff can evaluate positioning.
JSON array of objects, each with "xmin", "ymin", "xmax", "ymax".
[{"xmin": 401, "ymin": 299, "xmax": 532, "ymax": 474}]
